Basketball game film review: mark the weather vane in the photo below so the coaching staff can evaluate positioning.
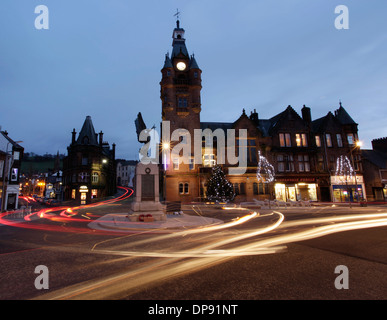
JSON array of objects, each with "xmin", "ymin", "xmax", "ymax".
[{"xmin": 174, "ymin": 9, "xmax": 181, "ymax": 21}]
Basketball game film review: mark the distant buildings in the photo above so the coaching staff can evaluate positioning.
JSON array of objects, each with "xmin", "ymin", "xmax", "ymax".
[
  {"xmin": 63, "ymin": 116, "xmax": 116, "ymax": 205},
  {"xmin": 116, "ymin": 160, "xmax": 137, "ymax": 187},
  {"xmin": 20, "ymin": 152, "xmax": 63, "ymax": 199},
  {"xmin": 0, "ymin": 130, "xmax": 24, "ymax": 211}
]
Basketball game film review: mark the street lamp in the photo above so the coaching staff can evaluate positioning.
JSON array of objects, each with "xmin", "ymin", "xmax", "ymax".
[
  {"xmin": 162, "ymin": 142, "xmax": 170, "ymax": 150},
  {"xmin": 161, "ymin": 141, "xmax": 170, "ymax": 201},
  {"xmin": 350, "ymin": 140, "xmax": 363, "ymax": 202}
]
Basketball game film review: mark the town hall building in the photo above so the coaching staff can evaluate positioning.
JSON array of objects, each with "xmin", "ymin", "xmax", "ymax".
[{"xmin": 159, "ymin": 19, "xmax": 364, "ymax": 204}]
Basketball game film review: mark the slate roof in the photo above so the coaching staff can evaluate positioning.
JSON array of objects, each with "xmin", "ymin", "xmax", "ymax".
[
  {"xmin": 163, "ymin": 54, "xmax": 173, "ymax": 68},
  {"xmin": 200, "ymin": 106, "xmax": 304, "ymax": 137},
  {"xmin": 311, "ymin": 111, "xmax": 341, "ymax": 132},
  {"xmin": 200, "ymin": 122, "xmax": 234, "ymax": 131},
  {"xmin": 189, "ymin": 55, "xmax": 199, "ymax": 69},
  {"xmin": 335, "ymin": 105, "xmax": 357, "ymax": 125},
  {"xmin": 362, "ymin": 149, "xmax": 387, "ymax": 169},
  {"xmin": 0, "ymin": 131, "xmax": 24, "ymax": 150},
  {"xmin": 76, "ymin": 116, "xmax": 98, "ymax": 145},
  {"xmin": 171, "ymin": 39, "xmax": 189, "ymax": 58},
  {"xmin": 257, "ymin": 119, "xmax": 273, "ymax": 137}
]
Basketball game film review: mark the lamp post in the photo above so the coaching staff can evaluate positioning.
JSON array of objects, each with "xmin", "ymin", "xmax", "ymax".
[
  {"xmin": 1, "ymin": 140, "xmax": 23, "ymax": 212},
  {"xmin": 350, "ymin": 140, "xmax": 362, "ymax": 202},
  {"xmin": 161, "ymin": 141, "xmax": 170, "ymax": 202}
]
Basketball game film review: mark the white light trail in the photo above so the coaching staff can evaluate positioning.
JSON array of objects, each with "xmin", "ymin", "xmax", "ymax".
[
  {"xmin": 92, "ymin": 211, "xmax": 387, "ymax": 259},
  {"xmin": 33, "ymin": 209, "xmax": 387, "ymax": 300}
]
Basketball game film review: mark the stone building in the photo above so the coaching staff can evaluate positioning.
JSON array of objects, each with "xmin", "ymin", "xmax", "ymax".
[
  {"xmin": 116, "ymin": 160, "xmax": 137, "ymax": 187},
  {"xmin": 159, "ymin": 20, "xmax": 364, "ymax": 203},
  {"xmin": 0, "ymin": 130, "xmax": 24, "ymax": 211},
  {"xmin": 361, "ymin": 137, "xmax": 387, "ymax": 201},
  {"xmin": 63, "ymin": 116, "xmax": 116, "ymax": 204}
]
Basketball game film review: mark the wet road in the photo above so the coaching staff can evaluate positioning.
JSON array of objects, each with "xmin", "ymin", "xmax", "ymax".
[{"xmin": 1, "ymin": 192, "xmax": 386, "ymax": 301}]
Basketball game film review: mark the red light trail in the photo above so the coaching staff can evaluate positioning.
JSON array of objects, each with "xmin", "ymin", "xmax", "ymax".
[{"xmin": 0, "ymin": 187, "xmax": 134, "ymax": 234}]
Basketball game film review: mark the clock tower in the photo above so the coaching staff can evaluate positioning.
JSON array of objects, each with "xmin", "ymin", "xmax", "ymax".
[
  {"xmin": 160, "ymin": 19, "xmax": 202, "ymax": 135},
  {"xmin": 160, "ymin": 19, "xmax": 202, "ymax": 202}
]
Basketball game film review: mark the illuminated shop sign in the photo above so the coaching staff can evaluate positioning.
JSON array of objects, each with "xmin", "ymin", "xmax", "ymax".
[
  {"xmin": 277, "ymin": 178, "xmax": 316, "ymax": 182},
  {"xmin": 79, "ymin": 186, "xmax": 89, "ymax": 193}
]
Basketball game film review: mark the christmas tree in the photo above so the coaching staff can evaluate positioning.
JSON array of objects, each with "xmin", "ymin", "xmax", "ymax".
[{"xmin": 206, "ymin": 165, "xmax": 235, "ymax": 202}]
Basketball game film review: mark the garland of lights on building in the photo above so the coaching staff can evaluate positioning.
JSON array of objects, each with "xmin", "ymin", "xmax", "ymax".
[{"xmin": 256, "ymin": 151, "xmax": 275, "ymax": 183}]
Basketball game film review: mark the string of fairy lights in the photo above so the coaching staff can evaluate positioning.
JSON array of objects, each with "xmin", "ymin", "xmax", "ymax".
[
  {"xmin": 256, "ymin": 151, "xmax": 275, "ymax": 183},
  {"xmin": 205, "ymin": 152, "xmax": 355, "ymax": 201},
  {"xmin": 335, "ymin": 155, "xmax": 354, "ymax": 183}
]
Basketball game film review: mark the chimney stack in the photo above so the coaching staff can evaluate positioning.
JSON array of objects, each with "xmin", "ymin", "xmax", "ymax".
[
  {"xmin": 301, "ymin": 105, "xmax": 311, "ymax": 123},
  {"xmin": 99, "ymin": 131, "xmax": 104, "ymax": 146},
  {"xmin": 71, "ymin": 129, "xmax": 76, "ymax": 144},
  {"xmin": 249, "ymin": 109, "xmax": 259, "ymax": 124},
  {"xmin": 112, "ymin": 143, "xmax": 116, "ymax": 160}
]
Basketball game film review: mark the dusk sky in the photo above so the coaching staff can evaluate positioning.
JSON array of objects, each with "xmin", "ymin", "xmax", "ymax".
[{"xmin": 1, "ymin": 0, "xmax": 386, "ymax": 159}]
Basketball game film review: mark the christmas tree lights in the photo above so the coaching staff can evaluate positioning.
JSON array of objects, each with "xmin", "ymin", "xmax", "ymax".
[
  {"xmin": 335, "ymin": 155, "xmax": 354, "ymax": 184},
  {"xmin": 206, "ymin": 165, "xmax": 235, "ymax": 202}
]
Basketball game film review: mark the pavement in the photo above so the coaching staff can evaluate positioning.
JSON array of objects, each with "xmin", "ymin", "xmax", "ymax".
[{"xmin": 88, "ymin": 212, "xmax": 224, "ymax": 232}]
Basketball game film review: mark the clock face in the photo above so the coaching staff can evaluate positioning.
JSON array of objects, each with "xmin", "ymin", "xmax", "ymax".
[{"xmin": 176, "ymin": 62, "xmax": 186, "ymax": 71}]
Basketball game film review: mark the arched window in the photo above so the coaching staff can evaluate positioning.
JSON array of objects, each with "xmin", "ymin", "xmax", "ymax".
[
  {"xmin": 179, "ymin": 182, "xmax": 189, "ymax": 195},
  {"xmin": 78, "ymin": 172, "xmax": 89, "ymax": 182},
  {"xmin": 92, "ymin": 172, "xmax": 99, "ymax": 183}
]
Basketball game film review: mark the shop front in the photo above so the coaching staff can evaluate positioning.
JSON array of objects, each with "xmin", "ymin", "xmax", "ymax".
[
  {"xmin": 330, "ymin": 175, "xmax": 366, "ymax": 202},
  {"xmin": 274, "ymin": 177, "xmax": 318, "ymax": 202},
  {"xmin": 79, "ymin": 185, "xmax": 89, "ymax": 205}
]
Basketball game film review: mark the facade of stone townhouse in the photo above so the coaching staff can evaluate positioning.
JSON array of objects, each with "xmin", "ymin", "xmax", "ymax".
[
  {"xmin": 0, "ymin": 130, "xmax": 24, "ymax": 211},
  {"xmin": 63, "ymin": 116, "xmax": 116, "ymax": 205}
]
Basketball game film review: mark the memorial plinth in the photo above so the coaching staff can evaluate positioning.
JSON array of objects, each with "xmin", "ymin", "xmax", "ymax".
[{"xmin": 129, "ymin": 163, "xmax": 166, "ymax": 220}]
